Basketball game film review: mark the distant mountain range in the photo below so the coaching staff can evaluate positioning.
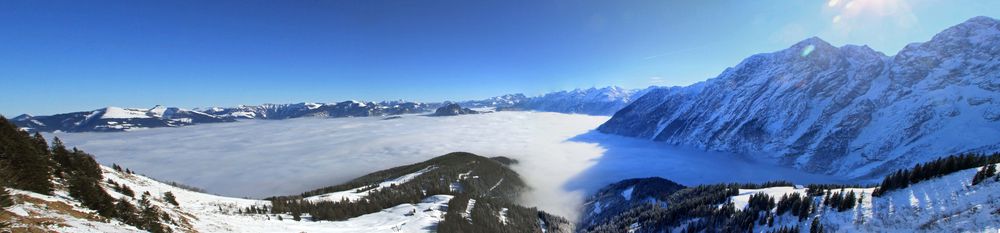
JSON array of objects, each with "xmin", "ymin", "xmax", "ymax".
[
  {"xmin": 9, "ymin": 86, "xmax": 651, "ymax": 132},
  {"xmin": 11, "ymin": 106, "xmax": 234, "ymax": 132},
  {"xmin": 461, "ymin": 86, "xmax": 655, "ymax": 115},
  {"xmin": 598, "ymin": 16, "xmax": 1000, "ymax": 179}
]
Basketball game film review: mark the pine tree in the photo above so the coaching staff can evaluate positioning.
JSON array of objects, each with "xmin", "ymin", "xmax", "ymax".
[
  {"xmin": 138, "ymin": 194, "xmax": 170, "ymax": 233},
  {"xmin": 809, "ymin": 217, "xmax": 823, "ymax": 233},
  {"xmin": 67, "ymin": 175, "xmax": 116, "ymax": 218},
  {"xmin": 972, "ymin": 164, "xmax": 996, "ymax": 185},
  {"xmin": 0, "ymin": 186, "xmax": 13, "ymax": 208},
  {"xmin": 0, "ymin": 116, "xmax": 54, "ymax": 195},
  {"xmin": 50, "ymin": 137, "xmax": 72, "ymax": 175},
  {"xmin": 163, "ymin": 192, "xmax": 179, "ymax": 206},
  {"xmin": 115, "ymin": 198, "xmax": 140, "ymax": 226}
]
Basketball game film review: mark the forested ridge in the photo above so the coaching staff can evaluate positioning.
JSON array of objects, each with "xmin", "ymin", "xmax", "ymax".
[{"xmin": 581, "ymin": 152, "xmax": 1000, "ymax": 233}]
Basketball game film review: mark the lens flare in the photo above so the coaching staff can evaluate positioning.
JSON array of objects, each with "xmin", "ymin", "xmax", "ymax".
[
  {"xmin": 801, "ymin": 45, "xmax": 816, "ymax": 57},
  {"xmin": 828, "ymin": 0, "xmax": 840, "ymax": 7},
  {"xmin": 833, "ymin": 15, "xmax": 842, "ymax": 23}
]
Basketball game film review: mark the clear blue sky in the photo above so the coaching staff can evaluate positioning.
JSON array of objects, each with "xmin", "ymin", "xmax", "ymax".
[{"xmin": 2, "ymin": 0, "xmax": 998, "ymax": 116}]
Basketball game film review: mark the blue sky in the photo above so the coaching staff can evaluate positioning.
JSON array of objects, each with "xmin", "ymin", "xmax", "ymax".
[{"xmin": 2, "ymin": 0, "xmax": 998, "ymax": 115}]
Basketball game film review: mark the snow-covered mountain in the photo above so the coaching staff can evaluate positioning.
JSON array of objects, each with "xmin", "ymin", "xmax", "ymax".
[
  {"xmin": 9, "ymin": 100, "xmax": 434, "ymax": 132},
  {"xmin": 8, "ymin": 85, "xmax": 651, "ymax": 133},
  {"xmin": 462, "ymin": 86, "xmax": 655, "ymax": 115},
  {"xmin": 10, "ymin": 106, "xmax": 233, "ymax": 132},
  {"xmin": 578, "ymin": 161, "xmax": 1000, "ymax": 232},
  {"xmin": 200, "ymin": 100, "xmax": 432, "ymax": 120},
  {"xmin": 518, "ymin": 86, "xmax": 654, "ymax": 115},
  {"xmin": 598, "ymin": 16, "xmax": 1000, "ymax": 179}
]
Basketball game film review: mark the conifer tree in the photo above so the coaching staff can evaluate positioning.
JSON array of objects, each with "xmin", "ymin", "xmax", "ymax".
[
  {"xmin": 115, "ymin": 198, "xmax": 140, "ymax": 227},
  {"xmin": 50, "ymin": 137, "xmax": 72, "ymax": 175},
  {"xmin": 0, "ymin": 186, "xmax": 13, "ymax": 208},
  {"xmin": 810, "ymin": 217, "xmax": 824, "ymax": 233},
  {"xmin": 972, "ymin": 164, "xmax": 996, "ymax": 185},
  {"xmin": 163, "ymin": 192, "xmax": 179, "ymax": 206},
  {"xmin": 139, "ymin": 194, "xmax": 170, "ymax": 233},
  {"xmin": 0, "ymin": 116, "xmax": 53, "ymax": 195}
]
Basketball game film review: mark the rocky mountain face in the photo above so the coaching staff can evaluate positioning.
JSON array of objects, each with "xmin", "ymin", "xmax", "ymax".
[
  {"xmin": 431, "ymin": 103, "xmax": 481, "ymax": 116},
  {"xmin": 598, "ymin": 16, "xmax": 1000, "ymax": 178},
  {"xmin": 518, "ymin": 86, "xmax": 654, "ymax": 116}
]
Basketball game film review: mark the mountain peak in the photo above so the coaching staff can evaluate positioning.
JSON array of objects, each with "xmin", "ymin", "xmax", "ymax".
[
  {"xmin": 964, "ymin": 15, "xmax": 999, "ymax": 25},
  {"xmin": 12, "ymin": 114, "xmax": 33, "ymax": 121},
  {"xmin": 926, "ymin": 16, "xmax": 1000, "ymax": 46},
  {"xmin": 792, "ymin": 36, "xmax": 833, "ymax": 49}
]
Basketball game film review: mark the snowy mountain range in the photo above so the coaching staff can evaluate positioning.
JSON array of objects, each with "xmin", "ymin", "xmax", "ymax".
[
  {"xmin": 598, "ymin": 16, "xmax": 1000, "ymax": 179},
  {"xmin": 9, "ymin": 85, "xmax": 649, "ymax": 132},
  {"xmin": 199, "ymin": 100, "xmax": 431, "ymax": 120},
  {"xmin": 463, "ymin": 86, "xmax": 655, "ymax": 115},
  {"xmin": 11, "ymin": 106, "xmax": 234, "ymax": 132},
  {"xmin": 9, "ymin": 101, "xmax": 433, "ymax": 132}
]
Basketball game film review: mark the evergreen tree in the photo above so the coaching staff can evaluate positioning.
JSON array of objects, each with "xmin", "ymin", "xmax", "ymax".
[
  {"xmin": 810, "ymin": 217, "xmax": 824, "ymax": 233},
  {"xmin": 115, "ymin": 198, "xmax": 140, "ymax": 227},
  {"xmin": 138, "ymin": 194, "xmax": 171, "ymax": 233},
  {"xmin": 67, "ymin": 174, "xmax": 116, "ymax": 218},
  {"xmin": 0, "ymin": 185, "xmax": 13, "ymax": 208},
  {"xmin": 163, "ymin": 192, "xmax": 179, "ymax": 206},
  {"xmin": 0, "ymin": 116, "xmax": 54, "ymax": 195},
  {"xmin": 972, "ymin": 164, "xmax": 997, "ymax": 185},
  {"xmin": 50, "ymin": 137, "xmax": 72, "ymax": 176}
]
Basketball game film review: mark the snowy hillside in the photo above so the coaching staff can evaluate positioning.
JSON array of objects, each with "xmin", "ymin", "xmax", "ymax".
[
  {"xmin": 1, "ymin": 165, "xmax": 455, "ymax": 233},
  {"xmin": 11, "ymin": 106, "xmax": 232, "ymax": 132},
  {"xmin": 599, "ymin": 16, "xmax": 1000, "ymax": 178},
  {"xmin": 1, "ymin": 152, "xmax": 572, "ymax": 233},
  {"xmin": 579, "ymin": 161, "xmax": 1000, "ymax": 232}
]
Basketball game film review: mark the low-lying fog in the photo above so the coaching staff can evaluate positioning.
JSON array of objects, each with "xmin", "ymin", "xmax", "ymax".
[{"xmin": 52, "ymin": 111, "xmax": 842, "ymax": 220}]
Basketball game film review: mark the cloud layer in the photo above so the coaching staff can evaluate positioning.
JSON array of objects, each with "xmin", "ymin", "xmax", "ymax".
[{"xmin": 52, "ymin": 112, "xmax": 840, "ymax": 219}]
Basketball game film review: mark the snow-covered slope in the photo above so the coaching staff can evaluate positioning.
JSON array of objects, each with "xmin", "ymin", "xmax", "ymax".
[
  {"xmin": 0, "ymin": 165, "xmax": 456, "ymax": 233},
  {"xmin": 721, "ymin": 164, "xmax": 1000, "ymax": 232},
  {"xmin": 599, "ymin": 16, "xmax": 1000, "ymax": 178},
  {"xmin": 580, "ymin": 163, "xmax": 1000, "ymax": 232}
]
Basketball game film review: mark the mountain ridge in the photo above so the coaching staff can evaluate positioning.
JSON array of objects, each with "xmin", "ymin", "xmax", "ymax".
[{"xmin": 598, "ymin": 16, "xmax": 1000, "ymax": 179}]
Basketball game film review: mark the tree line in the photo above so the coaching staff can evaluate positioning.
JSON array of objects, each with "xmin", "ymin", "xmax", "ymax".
[
  {"xmin": 873, "ymin": 152, "xmax": 1000, "ymax": 196},
  {"xmin": 266, "ymin": 153, "xmax": 528, "ymax": 222}
]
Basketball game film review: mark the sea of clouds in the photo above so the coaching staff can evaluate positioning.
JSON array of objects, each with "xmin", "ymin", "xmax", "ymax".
[{"xmin": 52, "ymin": 111, "xmax": 841, "ymax": 220}]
